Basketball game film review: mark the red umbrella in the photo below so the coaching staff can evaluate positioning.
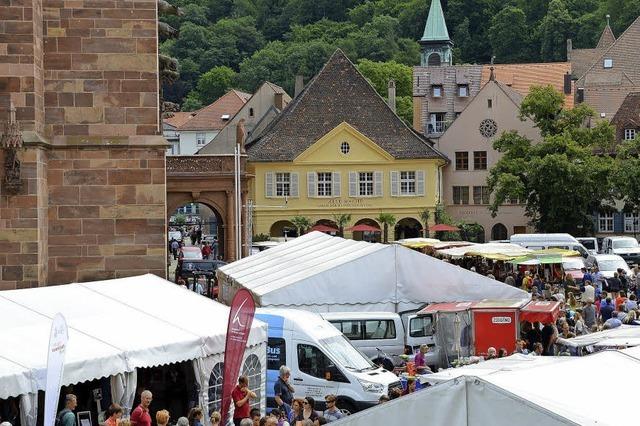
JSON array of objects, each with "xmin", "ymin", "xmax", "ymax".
[
  {"xmin": 430, "ymin": 223, "xmax": 460, "ymax": 232},
  {"xmin": 311, "ymin": 224, "xmax": 339, "ymax": 233},
  {"xmin": 346, "ymin": 224, "xmax": 381, "ymax": 232}
]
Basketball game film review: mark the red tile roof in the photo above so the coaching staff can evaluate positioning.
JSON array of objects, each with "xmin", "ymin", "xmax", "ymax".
[
  {"xmin": 163, "ymin": 111, "xmax": 195, "ymax": 128},
  {"xmin": 177, "ymin": 90, "xmax": 251, "ymax": 131}
]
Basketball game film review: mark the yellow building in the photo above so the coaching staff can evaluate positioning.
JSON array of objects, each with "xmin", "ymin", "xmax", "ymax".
[{"xmin": 246, "ymin": 50, "xmax": 448, "ymax": 241}]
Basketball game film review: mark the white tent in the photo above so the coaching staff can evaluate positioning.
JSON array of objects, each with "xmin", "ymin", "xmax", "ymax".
[
  {"xmin": 336, "ymin": 349, "xmax": 640, "ymax": 425},
  {"xmin": 0, "ymin": 274, "xmax": 267, "ymax": 425},
  {"xmin": 218, "ymin": 232, "xmax": 529, "ymax": 312},
  {"xmin": 556, "ymin": 325, "xmax": 640, "ymax": 349}
]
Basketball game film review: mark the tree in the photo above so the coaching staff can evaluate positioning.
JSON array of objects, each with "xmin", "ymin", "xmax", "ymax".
[
  {"xmin": 419, "ymin": 209, "xmax": 431, "ymax": 238},
  {"xmin": 489, "ymin": 7, "xmax": 531, "ymax": 63},
  {"xmin": 377, "ymin": 213, "xmax": 396, "ymax": 243},
  {"xmin": 612, "ymin": 139, "xmax": 640, "ymax": 234},
  {"xmin": 538, "ymin": 0, "xmax": 575, "ymax": 62},
  {"xmin": 174, "ymin": 213, "xmax": 187, "ymax": 226},
  {"xmin": 332, "ymin": 213, "xmax": 352, "ymax": 237},
  {"xmin": 291, "ymin": 215, "xmax": 312, "ymax": 235},
  {"xmin": 457, "ymin": 221, "xmax": 485, "ymax": 242},
  {"xmin": 181, "ymin": 92, "xmax": 203, "ymax": 111},
  {"xmin": 195, "ymin": 66, "xmax": 237, "ymax": 104},
  {"xmin": 488, "ymin": 85, "xmax": 615, "ymax": 235}
]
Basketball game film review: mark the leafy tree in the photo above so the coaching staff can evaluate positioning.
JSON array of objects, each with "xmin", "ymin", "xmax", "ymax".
[
  {"xmin": 287, "ymin": 19, "xmax": 357, "ymax": 44},
  {"xmin": 194, "ymin": 66, "xmax": 237, "ymax": 105},
  {"xmin": 174, "ymin": 213, "xmax": 187, "ymax": 225},
  {"xmin": 538, "ymin": 0, "xmax": 575, "ymax": 61},
  {"xmin": 457, "ymin": 221, "xmax": 485, "ymax": 242},
  {"xmin": 253, "ymin": 233, "xmax": 271, "ymax": 242},
  {"xmin": 377, "ymin": 213, "xmax": 396, "ymax": 243},
  {"xmin": 332, "ymin": 213, "xmax": 352, "ymax": 237},
  {"xmin": 612, "ymin": 139, "xmax": 640, "ymax": 228},
  {"xmin": 291, "ymin": 215, "xmax": 313, "ymax": 235},
  {"xmin": 182, "ymin": 92, "xmax": 204, "ymax": 111},
  {"xmin": 451, "ymin": 17, "xmax": 472, "ymax": 64},
  {"xmin": 357, "ymin": 60, "xmax": 412, "ymax": 98},
  {"xmin": 488, "ymin": 85, "xmax": 615, "ymax": 235},
  {"xmin": 395, "ymin": 96, "xmax": 413, "ymax": 125},
  {"xmin": 489, "ymin": 7, "xmax": 531, "ymax": 63}
]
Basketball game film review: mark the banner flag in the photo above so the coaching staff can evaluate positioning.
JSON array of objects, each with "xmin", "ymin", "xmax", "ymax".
[
  {"xmin": 44, "ymin": 313, "xmax": 69, "ymax": 426},
  {"xmin": 220, "ymin": 289, "xmax": 256, "ymax": 424}
]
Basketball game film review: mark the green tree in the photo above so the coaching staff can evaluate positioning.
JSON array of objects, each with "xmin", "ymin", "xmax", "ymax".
[
  {"xmin": 182, "ymin": 92, "xmax": 203, "ymax": 111},
  {"xmin": 291, "ymin": 215, "xmax": 313, "ymax": 235},
  {"xmin": 538, "ymin": 0, "xmax": 575, "ymax": 61},
  {"xmin": 195, "ymin": 66, "xmax": 237, "ymax": 104},
  {"xmin": 613, "ymin": 139, "xmax": 640, "ymax": 232},
  {"xmin": 174, "ymin": 213, "xmax": 187, "ymax": 226},
  {"xmin": 377, "ymin": 213, "xmax": 396, "ymax": 243},
  {"xmin": 457, "ymin": 221, "xmax": 485, "ymax": 242},
  {"xmin": 357, "ymin": 59, "xmax": 412, "ymax": 98},
  {"xmin": 332, "ymin": 213, "xmax": 352, "ymax": 237},
  {"xmin": 489, "ymin": 7, "xmax": 531, "ymax": 63},
  {"xmin": 488, "ymin": 85, "xmax": 615, "ymax": 235}
]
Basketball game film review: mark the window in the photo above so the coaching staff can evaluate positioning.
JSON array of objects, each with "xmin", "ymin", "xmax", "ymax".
[
  {"xmin": 624, "ymin": 213, "xmax": 640, "ymax": 233},
  {"xmin": 364, "ymin": 320, "xmax": 396, "ymax": 339},
  {"xmin": 432, "ymin": 85, "xmax": 443, "ymax": 98},
  {"xmin": 241, "ymin": 354, "xmax": 262, "ymax": 410},
  {"xmin": 458, "ymin": 85, "xmax": 469, "ymax": 97},
  {"xmin": 317, "ymin": 172, "xmax": 332, "ymax": 197},
  {"xmin": 473, "ymin": 186, "xmax": 490, "ymax": 205},
  {"xmin": 249, "ymin": 108, "xmax": 254, "ymax": 117},
  {"xmin": 625, "ymin": 129, "xmax": 637, "ymax": 140},
  {"xmin": 208, "ymin": 362, "xmax": 225, "ymax": 413},
  {"xmin": 275, "ymin": 172, "xmax": 291, "ymax": 197},
  {"xmin": 598, "ymin": 212, "xmax": 614, "ymax": 233},
  {"xmin": 400, "ymin": 171, "xmax": 416, "ymax": 195},
  {"xmin": 340, "ymin": 141, "xmax": 350, "ymax": 154},
  {"xmin": 473, "ymin": 151, "xmax": 487, "ymax": 170},
  {"xmin": 455, "ymin": 152, "xmax": 469, "ymax": 170},
  {"xmin": 453, "ymin": 186, "xmax": 469, "ymax": 205},
  {"xmin": 428, "ymin": 113, "xmax": 446, "ymax": 134},
  {"xmin": 297, "ymin": 344, "xmax": 338, "ymax": 380},
  {"xmin": 196, "ymin": 133, "xmax": 206, "ymax": 145},
  {"xmin": 507, "ymin": 197, "xmax": 520, "ymax": 205},
  {"xmin": 331, "ymin": 321, "xmax": 363, "ymax": 340},
  {"xmin": 409, "ymin": 316, "xmax": 433, "ymax": 338},
  {"xmin": 604, "ymin": 58, "xmax": 613, "ymax": 68},
  {"xmin": 266, "ymin": 338, "xmax": 287, "ymax": 370},
  {"xmin": 358, "ymin": 172, "xmax": 374, "ymax": 196},
  {"xmin": 487, "ymin": 99, "xmax": 492, "ymax": 109}
]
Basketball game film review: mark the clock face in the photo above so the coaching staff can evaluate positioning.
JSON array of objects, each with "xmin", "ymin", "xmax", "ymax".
[{"xmin": 479, "ymin": 119, "xmax": 498, "ymax": 138}]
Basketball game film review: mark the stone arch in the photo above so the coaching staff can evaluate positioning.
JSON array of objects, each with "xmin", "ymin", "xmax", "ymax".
[
  {"xmin": 352, "ymin": 218, "xmax": 381, "ymax": 242},
  {"xmin": 270, "ymin": 220, "xmax": 297, "ymax": 238},
  {"xmin": 394, "ymin": 217, "xmax": 422, "ymax": 240},
  {"xmin": 491, "ymin": 223, "xmax": 508, "ymax": 241},
  {"xmin": 167, "ymin": 195, "xmax": 226, "ymax": 258},
  {"xmin": 428, "ymin": 52, "xmax": 441, "ymax": 66}
]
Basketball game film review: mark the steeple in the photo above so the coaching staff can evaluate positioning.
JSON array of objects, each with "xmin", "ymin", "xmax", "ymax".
[
  {"xmin": 419, "ymin": 0, "xmax": 453, "ymax": 67},
  {"xmin": 596, "ymin": 14, "xmax": 616, "ymax": 49}
]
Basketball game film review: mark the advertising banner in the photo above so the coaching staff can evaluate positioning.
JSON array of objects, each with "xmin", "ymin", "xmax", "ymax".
[{"xmin": 44, "ymin": 314, "xmax": 69, "ymax": 426}]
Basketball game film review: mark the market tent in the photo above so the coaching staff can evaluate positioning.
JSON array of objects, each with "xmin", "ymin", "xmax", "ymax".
[
  {"xmin": 0, "ymin": 274, "xmax": 267, "ymax": 403},
  {"xmin": 438, "ymin": 242, "xmax": 532, "ymax": 260},
  {"xmin": 520, "ymin": 301, "xmax": 562, "ymax": 323},
  {"xmin": 556, "ymin": 325, "xmax": 640, "ymax": 349},
  {"xmin": 394, "ymin": 237, "xmax": 440, "ymax": 248},
  {"xmin": 218, "ymin": 232, "xmax": 529, "ymax": 312}
]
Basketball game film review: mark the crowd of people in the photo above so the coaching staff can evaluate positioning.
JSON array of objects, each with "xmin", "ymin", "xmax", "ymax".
[{"xmin": 168, "ymin": 227, "xmax": 220, "ymax": 262}]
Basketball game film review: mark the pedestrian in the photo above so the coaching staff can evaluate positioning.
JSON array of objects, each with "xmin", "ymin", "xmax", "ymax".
[
  {"xmin": 574, "ymin": 312, "xmax": 587, "ymax": 336},
  {"xmin": 600, "ymin": 297, "xmax": 615, "ymax": 322},
  {"xmin": 402, "ymin": 377, "xmax": 417, "ymax": 396},
  {"xmin": 56, "ymin": 394, "xmax": 77, "ymax": 426},
  {"xmin": 196, "ymin": 228, "xmax": 202, "ymax": 245},
  {"xmin": 209, "ymin": 412, "xmax": 221, "ymax": 426},
  {"xmin": 232, "ymin": 376, "xmax": 256, "ymax": 426},
  {"xmin": 213, "ymin": 236, "xmax": 219, "ymax": 258},
  {"xmin": 604, "ymin": 312, "xmax": 622, "ymax": 329},
  {"xmin": 486, "ymin": 347, "xmax": 497, "ymax": 359},
  {"xmin": 288, "ymin": 399, "xmax": 304, "ymax": 425},
  {"xmin": 171, "ymin": 238, "xmax": 180, "ymax": 260},
  {"xmin": 522, "ymin": 271, "xmax": 532, "ymax": 290},
  {"xmin": 504, "ymin": 273, "xmax": 515, "ymax": 286},
  {"xmin": 529, "ymin": 342, "xmax": 543, "ymax": 356},
  {"xmin": 413, "ymin": 344, "xmax": 432, "ymax": 374},
  {"xmin": 322, "ymin": 395, "xmax": 343, "ymax": 423},
  {"xmin": 626, "ymin": 294, "xmax": 638, "ymax": 311},
  {"xmin": 105, "ymin": 404, "xmax": 124, "ymax": 426},
  {"xmin": 274, "ymin": 366, "xmax": 294, "ymax": 417},
  {"xmin": 188, "ymin": 407, "xmax": 204, "ymax": 426},
  {"xmin": 250, "ymin": 408, "xmax": 260, "ymax": 426},
  {"xmin": 177, "ymin": 418, "xmax": 189, "ymax": 426},
  {"xmin": 239, "ymin": 420, "xmax": 253, "ymax": 426},
  {"xmin": 202, "ymin": 242, "xmax": 212, "ymax": 259},
  {"xmin": 156, "ymin": 410, "xmax": 170, "ymax": 426},
  {"xmin": 269, "ymin": 409, "xmax": 289, "ymax": 426},
  {"xmin": 378, "ymin": 395, "xmax": 390, "ymax": 404},
  {"xmin": 296, "ymin": 398, "xmax": 318, "ymax": 423},
  {"xmin": 131, "ymin": 390, "xmax": 153, "ymax": 426}
]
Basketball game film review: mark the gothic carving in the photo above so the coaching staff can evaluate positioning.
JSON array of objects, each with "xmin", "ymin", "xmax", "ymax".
[
  {"xmin": 1, "ymin": 104, "xmax": 23, "ymax": 195},
  {"xmin": 166, "ymin": 156, "xmax": 245, "ymax": 175}
]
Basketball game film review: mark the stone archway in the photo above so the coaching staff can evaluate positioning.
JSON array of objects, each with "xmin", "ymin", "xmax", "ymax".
[
  {"xmin": 395, "ymin": 217, "xmax": 422, "ymax": 240},
  {"xmin": 270, "ymin": 220, "xmax": 297, "ymax": 238},
  {"xmin": 351, "ymin": 218, "xmax": 381, "ymax": 242},
  {"xmin": 168, "ymin": 199, "xmax": 225, "ymax": 258},
  {"xmin": 491, "ymin": 223, "xmax": 508, "ymax": 241}
]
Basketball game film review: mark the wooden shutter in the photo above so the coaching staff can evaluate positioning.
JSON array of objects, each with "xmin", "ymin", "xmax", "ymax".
[
  {"xmin": 307, "ymin": 172, "xmax": 317, "ymax": 198},
  {"xmin": 416, "ymin": 170, "xmax": 425, "ymax": 196},
  {"xmin": 265, "ymin": 172, "xmax": 274, "ymax": 198},
  {"xmin": 374, "ymin": 171, "xmax": 383, "ymax": 197},
  {"xmin": 390, "ymin": 171, "xmax": 399, "ymax": 196},
  {"xmin": 349, "ymin": 172, "xmax": 358, "ymax": 197},
  {"xmin": 290, "ymin": 172, "xmax": 299, "ymax": 197},
  {"xmin": 332, "ymin": 172, "xmax": 341, "ymax": 197}
]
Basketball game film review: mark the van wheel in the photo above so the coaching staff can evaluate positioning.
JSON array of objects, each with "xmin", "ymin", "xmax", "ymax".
[{"xmin": 339, "ymin": 401, "xmax": 356, "ymax": 416}]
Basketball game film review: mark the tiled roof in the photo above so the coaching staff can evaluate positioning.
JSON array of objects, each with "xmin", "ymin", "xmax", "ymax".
[
  {"xmin": 495, "ymin": 80, "xmax": 524, "ymax": 106},
  {"xmin": 571, "ymin": 48, "xmax": 604, "ymax": 80},
  {"xmin": 163, "ymin": 111, "xmax": 194, "ymax": 128},
  {"xmin": 611, "ymin": 92, "xmax": 640, "ymax": 128},
  {"xmin": 480, "ymin": 63, "xmax": 573, "ymax": 108},
  {"xmin": 597, "ymin": 24, "xmax": 616, "ymax": 49},
  {"xmin": 247, "ymin": 49, "xmax": 447, "ymax": 162},
  {"xmin": 178, "ymin": 90, "xmax": 251, "ymax": 131}
]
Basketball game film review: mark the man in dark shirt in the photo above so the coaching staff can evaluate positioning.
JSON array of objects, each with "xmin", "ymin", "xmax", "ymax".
[
  {"xmin": 607, "ymin": 272, "xmax": 622, "ymax": 293},
  {"xmin": 600, "ymin": 297, "xmax": 615, "ymax": 322},
  {"xmin": 274, "ymin": 366, "xmax": 294, "ymax": 416}
]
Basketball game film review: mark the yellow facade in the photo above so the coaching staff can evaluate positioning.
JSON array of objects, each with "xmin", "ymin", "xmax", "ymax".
[{"xmin": 248, "ymin": 122, "xmax": 445, "ymax": 241}]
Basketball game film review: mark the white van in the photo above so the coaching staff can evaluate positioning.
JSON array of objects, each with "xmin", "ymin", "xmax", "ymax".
[
  {"xmin": 577, "ymin": 237, "xmax": 598, "ymax": 255},
  {"xmin": 321, "ymin": 311, "xmax": 438, "ymax": 367},
  {"xmin": 510, "ymin": 233, "xmax": 589, "ymax": 258},
  {"xmin": 601, "ymin": 236, "xmax": 640, "ymax": 266},
  {"xmin": 256, "ymin": 308, "xmax": 401, "ymax": 414}
]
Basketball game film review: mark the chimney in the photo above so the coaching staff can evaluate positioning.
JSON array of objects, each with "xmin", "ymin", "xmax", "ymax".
[
  {"xmin": 236, "ymin": 118, "xmax": 246, "ymax": 154},
  {"xmin": 566, "ymin": 38, "xmax": 572, "ymax": 61},
  {"xmin": 274, "ymin": 92, "xmax": 284, "ymax": 110},
  {"xmin": 294, "ymin": 75, "xmax": 304, "ymax": 98},
  {"xmin": 387, "ymin": 80, "xmax": 396, "ymax": 113}
]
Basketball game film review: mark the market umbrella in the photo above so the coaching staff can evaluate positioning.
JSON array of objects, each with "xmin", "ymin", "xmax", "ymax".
[
  {"xmin": 346, "ymin": 224, "xmax": 381, "ymax": 232},
  {"xmin": 310, "ymin": 224, "xmax": 339, "ymax": 233},
  {"xmin": 430, "ymin": 223, "xmax": 460, "ymax": 232}
]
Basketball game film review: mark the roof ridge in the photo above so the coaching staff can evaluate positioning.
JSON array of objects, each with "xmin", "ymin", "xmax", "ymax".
[{"xmin": 596, "ymin": 23, "xmax": 616, "ymax": 49}]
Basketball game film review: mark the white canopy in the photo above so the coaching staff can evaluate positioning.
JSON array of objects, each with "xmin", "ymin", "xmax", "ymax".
[
  {"xmin": 218, "ymin": 232, "xmax": 528, "ymax": 312},
  {"xmin": 437, "ymin": 242, "xmax": 532, "ymax": 258},
  {"xmin": 0, "ymin": 274, "xmax": 267, "ymax": 399},
  {"xmin": 556, "ymin": 325, "xmax": 640, "ymax": 348}
]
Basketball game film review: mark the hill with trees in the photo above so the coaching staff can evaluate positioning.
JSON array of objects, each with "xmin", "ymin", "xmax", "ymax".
[{"xmin": 161, "ymin": 0, "xmax": 640, "ymax": 123}]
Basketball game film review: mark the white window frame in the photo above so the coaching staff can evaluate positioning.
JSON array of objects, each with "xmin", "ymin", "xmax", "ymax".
[
  {"xmin": 317, "ymin": 172, "xmax": 332, "ymax": 197},
  {"xmin": 196, "ymin": 132, "xmax": 207, "ymax": 146},
  {"xmin": 599, "ymin": 212, "xmax": 614, "ymax": 233},
  {"xmin": 625, "ymin": 129, "xmax": 636, "ymax": 140},
  {"xmin": 458, "ymin": 85, "xmax": 469, "ymax": 97},
  {"xmin": 432, "ymin": 85, "xmax": 443, "ymax": 98},
  {"xmin": 624, "ymin": 213, "xmax": 640, "ymax": 233},
  {"xmin": 604, "ymin": 58, "xmax": 613, "ymax": 68},
  {"xmin": 400, "ymin": 171, "xmax": 416, "ymax": 195},
  {"xmin": 275, "ymin": 172, "xmax": 291, "ymax": 197},
  {"xmin": 358, "ymin": 172, "xmax": 374, "ymax": 197}
]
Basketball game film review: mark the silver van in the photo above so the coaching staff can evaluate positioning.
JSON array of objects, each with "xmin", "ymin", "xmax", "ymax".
[{"xmin": 510, "ymin": 233, "xmax": 589, "ymax": 258}]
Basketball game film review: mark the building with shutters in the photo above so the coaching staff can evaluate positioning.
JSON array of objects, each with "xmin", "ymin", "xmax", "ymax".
[{"xmin": 246, "ymin": 50, "xmax": 447, "ymax": 241}]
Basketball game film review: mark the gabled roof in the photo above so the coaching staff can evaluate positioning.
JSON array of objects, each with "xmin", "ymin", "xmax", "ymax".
[
  {"xmin": 596, "ymin": 23, "xmax": 616, "ymax": 49},
  {"xmin": 178, "ymin": 90, "xmax": 251, "ymax": 131},
  {"xmin": 570, "ymin": 22, "xmax": 615, "ymax": 80},
  {"xmin": 247, "ymin": 49, "xmax": 447, "ymax": 162},
  {"xmin": 421, "ymin": 0, "xmax": 450, "ymax": 42},
  {"xmin": 611, "ymin": 92, "xmax": 640, "ymax": 128},
  {"xmin": 163, "ymin": 111, "xmax": 195, "ymax": 128}
]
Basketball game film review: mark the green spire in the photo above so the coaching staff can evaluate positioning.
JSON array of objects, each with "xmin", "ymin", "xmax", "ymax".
[{"xmin": 421, "ymin": 0, "xmax": 450, "ymax": 42}]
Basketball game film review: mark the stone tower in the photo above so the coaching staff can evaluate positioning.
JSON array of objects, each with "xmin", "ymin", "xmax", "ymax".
[{"xmin": 419, "ymin": 0, "xmax": 453, "ymax": 66}]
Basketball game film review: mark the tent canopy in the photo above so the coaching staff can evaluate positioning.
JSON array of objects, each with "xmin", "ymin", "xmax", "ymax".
[
  {"xmin": 0, "ymin": 274, "xmax": 267, "ymax": 399},
  {"xmin": 556, "ymin": 325, "xmax": 640, "ymax": 349},
  {"xmin": 520, "ymin": 301, "xmax": 561, "ymax": 323},
  {"xmin": 218, "ymin": 232, "xmax": 529, "ymax": 312},
  {"xmin": 438, "ymin": 243, "xmax": 532, "ymax": 260}
]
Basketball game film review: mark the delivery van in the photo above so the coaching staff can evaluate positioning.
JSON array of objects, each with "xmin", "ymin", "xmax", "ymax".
[
  {"xmin": 255, "ymin": 308, "xmax": 401, "ymax": 414},
  {"xmin": 510, "ymin": 233, "xmax": 589, "ymax": 258}
]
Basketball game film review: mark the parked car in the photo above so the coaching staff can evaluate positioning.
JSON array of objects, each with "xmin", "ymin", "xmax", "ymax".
[
  {"xmin": 175, "ymin": 259, "xmax": 226, "ymax": 283},
  {"xmin": 576, "ymin": 237, "xmax": 598, "ymax": 255},
  {"xmin": 601, "ymin": 236, "xmax": 640, "ymax": 266},
  {"xmin": 180, "ymin": 247, "xmax": 203, "ymax": 260},
  {"xmin": 562, "ymin": 256, "xmax": 586, "ymax": 283},
  {"xmin": 585, "ymin": 254, "xmax": 631, "ymax": 278}
]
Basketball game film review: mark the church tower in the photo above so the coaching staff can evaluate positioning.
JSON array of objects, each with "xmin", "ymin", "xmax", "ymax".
[{"xmin": 419, "ymin": 0, "xmax": 453, "ymax": 66}]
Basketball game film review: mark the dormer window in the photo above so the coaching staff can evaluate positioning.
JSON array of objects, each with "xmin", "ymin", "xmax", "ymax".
[
  {"xmin": 432, "ymin": 85, "xmax": 443, "ymax": 98},
  {"xmin": 625, "ymin": 129, "xmax": 637, "ymax": 140},
  {"xmin": 249, "ymin": 108, "xmax": 254, "ymax": 117},
  {"xmin": 221, "ymin": 114, "xmax": 230, "ymax": 120},
  {"xmin": 604, "ymin": 58, "xmax": 613, "ymax": 68},
  {"xmin": 458, "ymin": 85, "xmax": 469, "ymax": 97}
]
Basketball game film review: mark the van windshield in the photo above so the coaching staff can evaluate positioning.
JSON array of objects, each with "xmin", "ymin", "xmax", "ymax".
[
  {"xmin": 320, "ymin": 335, "xmax": 375, "ymax": 372},
  {"xmin": 581, "ymin": 240, "xmax": 595, "ymax": 250},
  {"xmin": 613, "ymin": 239, "xmax": 639, "ymax": 249}
]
